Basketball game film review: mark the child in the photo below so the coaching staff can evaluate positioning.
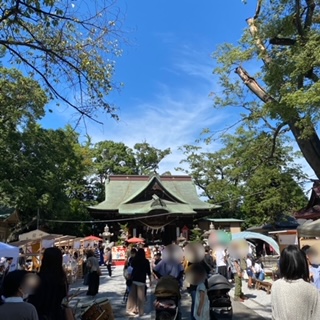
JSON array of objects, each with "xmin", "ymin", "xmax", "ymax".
[{"xmin": 191, "ymin": 264, "xmax": 210, "ymax": 320}]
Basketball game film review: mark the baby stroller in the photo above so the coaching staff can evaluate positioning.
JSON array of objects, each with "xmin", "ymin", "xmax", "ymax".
[
  {"xmin": 207, "ymin": 274, "xmax": 233, "ymax": 320},
  {"xmin": 154, "ymin": 276, "xmax": 181, "ymax": 320}
]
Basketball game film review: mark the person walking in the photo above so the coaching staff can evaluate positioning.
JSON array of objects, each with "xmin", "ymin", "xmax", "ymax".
[
  {"xmin": 126, "ymin": 248, "xmax": 152, "ymax": 317},
  {"xmin": 104, "ymin": 247, "xmax": 113, "ymax": 277},
  {"xmin": 216, "ymin": 247, "xmax": 227, "ymax": 278},
  {"xmin": 28, "ymin": 247, "xmax": 68, "ymax": 320},
  {"xmin": 230, "ymin": 256, "xmax": 247, "ymax": 302},
  {"xmin": 86, "ymin": 250, "xmax": 101, "ymax": 296},
  {"xmin": 0, "ymin": 270, "xmax": 38, "ymax": 320},
  {"xmin": 271, "ymin": 245, "xmax": 320, "ymax": 320}
]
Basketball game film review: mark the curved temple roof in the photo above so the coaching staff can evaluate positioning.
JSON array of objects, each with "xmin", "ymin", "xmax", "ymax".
[{"xmin": 89, "ymin": 174, "xmax": 219, "ymax": 216}]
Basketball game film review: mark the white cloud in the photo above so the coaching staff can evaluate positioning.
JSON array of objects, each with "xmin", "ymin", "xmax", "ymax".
[{"xmin": 86, "ymin": 87, "xmax": 227, "ymax": 174}]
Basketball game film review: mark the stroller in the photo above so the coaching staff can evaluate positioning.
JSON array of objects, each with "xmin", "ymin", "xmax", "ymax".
[
  {"xmin": 154, "ymin": 276, "xmax": 181, "ymax": 320},
  {"xmin": 207, "ymin": 274, "xmax": 233, "ymax": 320}
]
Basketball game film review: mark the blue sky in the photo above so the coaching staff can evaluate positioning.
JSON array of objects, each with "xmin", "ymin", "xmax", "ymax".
[{"xmin": 40, "ymin": 0, "xmax": 314, "ymax": 180}]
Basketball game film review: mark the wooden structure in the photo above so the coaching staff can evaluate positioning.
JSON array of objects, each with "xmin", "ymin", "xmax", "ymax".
[
  {"xmin": 295, "ymin": 180, "xmax": 320, "ymax": 220},
  {"xmin": 254, "ymin": 279, "xmax": 272, "ymax": 294},
  {"xmin": 199, "ymin": 218, "xmax": 243, "ymax": 235},
  {"xmin": 0, "ymin": 208, "xmax": 20, "ymax": 242},
  {"xmin": 88, "ymin": 174, "xmax": 219, "ymax": 245},
  {"xmin": 269, "ymin": 230, "xmax": 298, "ymax": 253}
]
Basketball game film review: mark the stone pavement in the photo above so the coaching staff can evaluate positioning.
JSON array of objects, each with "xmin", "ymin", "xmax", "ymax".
[
  {"xmin": 229, "ymin": 281, "xmax": 272, "ymax": 320},
  {"xmin": 69, "ymin": 266, "xmax": 271, "ymax": 319}
]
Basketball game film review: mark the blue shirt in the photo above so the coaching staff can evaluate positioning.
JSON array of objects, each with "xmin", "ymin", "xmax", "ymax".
[
  {"xmin": 154, "ymin": 260, "xmax": 183, "ymax": 278},
  {"xmin": 310, "ymin": 265, "xmax": 320, "ymax": 291}
]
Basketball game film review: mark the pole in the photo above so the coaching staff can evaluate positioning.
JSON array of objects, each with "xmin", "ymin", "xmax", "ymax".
[{"xmin": 37, "ymin": 208, "xmax": 39, "ymax": 229}]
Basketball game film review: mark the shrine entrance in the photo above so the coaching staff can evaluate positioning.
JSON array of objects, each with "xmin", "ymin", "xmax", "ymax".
[
  {"xmin": 133, "ymin": 218, "xmax": 178, "ymax": 245},
  {"xmin": 144, "ymin": 225, "xmax": 177, "ymax": 245}
]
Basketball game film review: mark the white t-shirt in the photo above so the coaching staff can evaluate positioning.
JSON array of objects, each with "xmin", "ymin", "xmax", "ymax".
[
  {"xmin": 254, "ymin": 262, "xmax": 262, "ymax": 273},
  {"xmin": 246, "ymin": 258, "xmax": 252, "ymax": 268},
  {"xmin": 216, "ymin": 250, "xmax": 226, "ymax": 267}
]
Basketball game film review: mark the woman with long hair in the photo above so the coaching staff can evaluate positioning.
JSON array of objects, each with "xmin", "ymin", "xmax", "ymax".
[
  {"xmin": 126, "ymin": 248, "xmax": 151, "ymax": 317},
  {"xmin": 29, "ymin": 247, "xmax": 68, "ymax": 320},
  {"xmin": 271, "ymin": 245, "xmax": 320, "ymax": 320}
]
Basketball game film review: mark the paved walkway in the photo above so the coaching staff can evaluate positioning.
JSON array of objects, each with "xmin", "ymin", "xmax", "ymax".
[
  {"xmin": 69, "ymin": 266, "xmax": 270, "ymax": 319},
  {"xmin": 229, "ymin": 281, "xmax": 272, "ymax": 320}
]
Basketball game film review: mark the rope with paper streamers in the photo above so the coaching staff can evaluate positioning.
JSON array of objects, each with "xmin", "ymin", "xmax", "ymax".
[
  {"xmin": 44, "ymin": 212, "xmax": 180, "ymax": 224},
  {"xmin": 139, "ymin": 219, "xmax": 177, "ymax": 234}
]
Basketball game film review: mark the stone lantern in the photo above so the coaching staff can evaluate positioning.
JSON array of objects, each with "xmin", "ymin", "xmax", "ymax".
[{"xmin": 100, "ymin": 224, "xmax": 113, "ymax": 244}]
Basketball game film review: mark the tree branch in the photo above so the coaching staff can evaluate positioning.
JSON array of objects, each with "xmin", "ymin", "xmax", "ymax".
[
  {"xmin": 0, "ymin": 1, "xmax": 20, "ymax": 24},
  {"xmin": 269, "ymin": 37, "xmax": 297, "ymax": 46},
  {"xmin": 3, "ymin": 44, "xmax": 103, "ymax": 124},
  {"xmin": 246, "ymin": 0, "xmax": 271, "ymax": 65},
  {"xmin": 253, "ymin": 0, "xmax": 263, "ymax": 19},
  {"xmin": 235, "ymin": 66, "xmax": 276, "ymax": 104},
  {"xmin": 295, "ymin": 0, "xmax": 304, "ymax": 36},
  {"xmin": 305, "ymin": 69, "xmax": 319, "ymax": 82},
  {"xmin": 304, "ymin": 0, "xmax": 316, "ymax": 30},
  {"xmin": 270, "ymin": 122, "xmax": 289, "ymax": 158}
]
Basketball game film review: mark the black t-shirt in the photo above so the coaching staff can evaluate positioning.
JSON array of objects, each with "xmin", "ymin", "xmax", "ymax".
[{"xmin": 131, "ymin": 258, "xmax": 151, "ymax": 284}]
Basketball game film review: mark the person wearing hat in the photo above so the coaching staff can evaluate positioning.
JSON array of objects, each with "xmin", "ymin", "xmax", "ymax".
[{"xmin": 302, "ymin": 245, "xmax": 320, "ymax": 291}]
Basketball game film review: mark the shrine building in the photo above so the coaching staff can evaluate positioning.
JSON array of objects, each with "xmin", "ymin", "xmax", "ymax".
[{"xmin": 88, "ymin": 174, "xmax": 219, "ymax": 245}]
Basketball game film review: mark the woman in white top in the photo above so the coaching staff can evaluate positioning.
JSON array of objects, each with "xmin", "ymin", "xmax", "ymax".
[{"xmin": 271, "ymin": 245, "xmax": 320, "ymax": 320}]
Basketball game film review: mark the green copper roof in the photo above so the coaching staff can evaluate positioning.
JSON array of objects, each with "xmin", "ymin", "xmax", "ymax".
[{"xmin": 89, "ymin": 175, "xmax": 219, "ymax": 215}]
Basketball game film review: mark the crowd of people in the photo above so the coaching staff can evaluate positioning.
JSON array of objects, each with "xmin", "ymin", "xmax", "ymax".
[{"xmin": 0, "ymin": 240, "xmax": 319, "ymax": 319}]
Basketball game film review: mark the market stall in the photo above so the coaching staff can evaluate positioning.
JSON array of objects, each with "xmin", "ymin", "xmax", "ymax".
[{"xmin": 0, "ymin": 242, "xmax": 19, "ymax": 271}]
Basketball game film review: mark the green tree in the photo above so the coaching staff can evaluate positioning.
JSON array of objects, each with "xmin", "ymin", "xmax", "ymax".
[
  {"xmin": 134, "ymin": 142, "xmax": 171, "ymax": 175},
  {"xmin": 212, "ymin": 0, "xmax": 320, "ymax": 178},
  {"xmin": 91, "ymin": 141, "xmax": 171, "ymax": 200},
  {"xmin": 179, "ymin": 129, "xmax": 307, "ymax": 226},
  {"xmin": 91, "ymin": 140, "xmax": 137, "ymax": 201},
  {"xmin": 0, "ymin": 0, "xmax": 122, "ymax": 119}
]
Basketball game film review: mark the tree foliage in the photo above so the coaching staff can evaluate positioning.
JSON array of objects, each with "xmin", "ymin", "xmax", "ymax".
[
  {"xmin": 0, "ymin": 0, "xmax": 122, "ymax": 120},
  {"xmin": 0, "ymin": 70, "xmax": 171, "ymax": 236},
  {"xmin": 212, "ymin": 0, "xmax": 320, "ymax": 178},
  {"xmin": 91, "ymin": 140, "xmax": 171, "ymax": 201},
  {"xmin": 179, "ymin": 129, "xmax": 307, "ymax": 227}
]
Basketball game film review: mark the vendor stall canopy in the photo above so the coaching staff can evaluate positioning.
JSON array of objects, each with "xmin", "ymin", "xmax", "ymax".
[
  {"xmin": 297, "ymin": 219, "xmax": 320, "ymax": 238},
  {"xmin": 0, "ymin": 242, "xmax": 19, "ymax": 258},
  {"xmin": 232, "ymin": 231, "xmax": 280, "ymax": 255}
]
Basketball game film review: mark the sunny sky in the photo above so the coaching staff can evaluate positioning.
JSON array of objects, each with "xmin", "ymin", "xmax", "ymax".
[{"xmin": 40, "ymin": 0, "xmax": 314, "ymax": 181}]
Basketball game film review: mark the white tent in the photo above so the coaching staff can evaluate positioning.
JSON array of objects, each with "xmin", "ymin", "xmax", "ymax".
[
  {"xmin": 297, "ymin": 219, "xmax": 320, "ymax": 237},
  {"xmin": 0, "ymin": 242, "xmax": 19, "ymax": 258},
  {"xmin": 0, "ymin": 242, "xmax": 19, "ymax": 271}
]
